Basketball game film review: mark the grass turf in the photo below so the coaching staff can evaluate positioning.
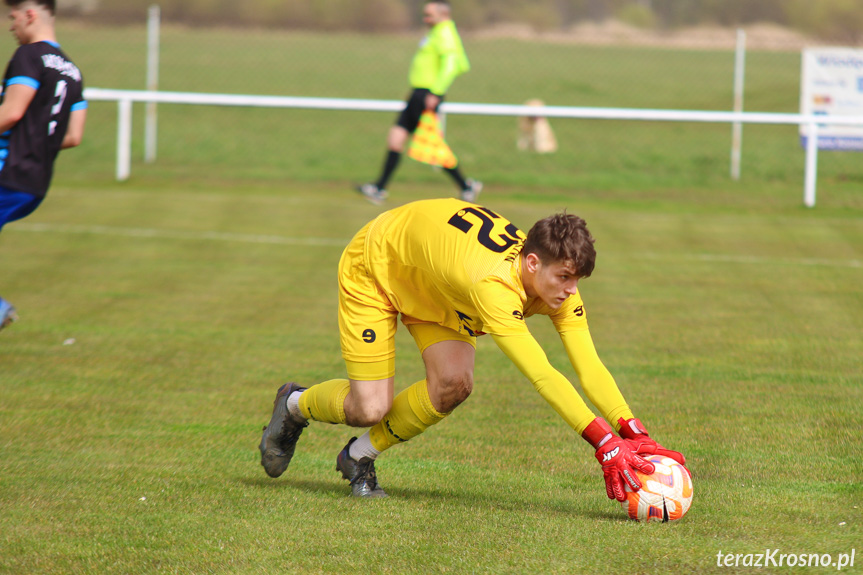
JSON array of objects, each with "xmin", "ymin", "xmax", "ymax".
[{"xmin": 1, "ymin": 180, "xmax": 861, "ymax": 573}]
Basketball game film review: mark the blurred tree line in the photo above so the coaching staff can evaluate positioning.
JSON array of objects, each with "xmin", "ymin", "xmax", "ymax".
[{"xmin": 62, "ymin": 0, "xmax": 863, "ymax": 42}]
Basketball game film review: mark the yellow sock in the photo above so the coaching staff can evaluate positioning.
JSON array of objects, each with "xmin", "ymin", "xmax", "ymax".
[
  {"xmin": 298, "ymin": 378, "xmax": 350, "ymax": 424},
  {"xmin": 368, "ymin": 379, "xmax": 448, "ymax": 453}
]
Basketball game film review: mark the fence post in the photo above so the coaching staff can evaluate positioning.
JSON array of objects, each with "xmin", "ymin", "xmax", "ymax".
[
  {"xmin": 804, "ymin": 122, "xmax": 818, "ymax": 207},
  {"xmin": 145, "ymin": 4, "xmax": 160, "ymax": 163},
  {"xmin": 117, "ymin": 99, "xmax": 132, "ymax": 181}
]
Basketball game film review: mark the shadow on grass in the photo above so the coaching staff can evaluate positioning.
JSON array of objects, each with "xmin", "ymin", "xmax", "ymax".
[
  {"xmin": 392, "ymin": 484, "xmax": 624, "ymax": 520},
  {"xmin": 237, "ymin": 474, "xmax": 625, "ymax": 520},
  {"xmin": 238, "ymin": 475, "xmax": 349, "ymax": 497}
]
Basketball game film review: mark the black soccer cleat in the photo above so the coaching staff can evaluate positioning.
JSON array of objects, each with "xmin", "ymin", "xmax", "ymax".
[
  {"xmin": 0, "ymin": 298, "xmax": 17, "ymax": 332},
  {"xmin": 259, "ymin": 382, "xmax": 308, "ymax": 478},
  {"xmin": 336, "ymin": 437, "xmax": 388, "ymax": 498}
]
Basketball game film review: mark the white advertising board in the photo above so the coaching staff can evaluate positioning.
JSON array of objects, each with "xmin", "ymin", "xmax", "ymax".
[{"xmin": 800, "ymin": 48, "xmax": 863, "ymax": 150}]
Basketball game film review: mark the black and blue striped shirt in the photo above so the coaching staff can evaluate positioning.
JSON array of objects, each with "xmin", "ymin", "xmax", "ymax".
[{"xmin": 0, "ymin": 40, "xmax": 86, "ymax": 197}]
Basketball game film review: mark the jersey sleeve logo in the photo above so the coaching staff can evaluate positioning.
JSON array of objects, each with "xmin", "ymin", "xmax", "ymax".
[
  {"xmin": 456, "ymin": 310, "xmax": 484, "ymax": 336},
  {"xmin": 512, "ymin": 310, "xmax": 524, "ymax": 320},
  {"xmin": 573, "ymin": 305, "xmax": 584, "ymax": 317}
]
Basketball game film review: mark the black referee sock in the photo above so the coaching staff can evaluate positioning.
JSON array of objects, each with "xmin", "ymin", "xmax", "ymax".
[
  {"xmin": 376, "ymin": 151, "xmax": 401, "ymax": 190},
  {"xmin": 444, "ymin": 166, "xmax": 468, "ymax": 190}
]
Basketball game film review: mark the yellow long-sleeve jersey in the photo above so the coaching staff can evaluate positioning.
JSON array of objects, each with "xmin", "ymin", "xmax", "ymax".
[{"xmin": 363, "ymin": 198, "xmax": 633, "ymax": 433}]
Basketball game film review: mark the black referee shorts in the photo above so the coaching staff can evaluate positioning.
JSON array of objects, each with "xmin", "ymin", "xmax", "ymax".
[{"xmin": 396, "ymin": 88, "xmax": 444, "ymax": 134}]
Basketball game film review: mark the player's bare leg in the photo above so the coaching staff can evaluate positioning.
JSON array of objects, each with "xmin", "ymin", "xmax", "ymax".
[
  {"xmin": 422, "ymin": 339, "xmax": 475, "ymax": 413},
  {"xmin": 386, "ymin": 125, "xmax": 409, "ymax": 153},
  {"xmin": 343, "ymin": 378, "xmax": 394, "ymax": 427},
  {"xmin": 340, "ymin": 340, "xmax": 475, "ymax": 497}
]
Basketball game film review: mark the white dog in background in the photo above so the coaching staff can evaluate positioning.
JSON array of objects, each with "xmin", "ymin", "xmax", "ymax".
[{"xmin": 517, "ymin": 99, "xmax": 558, "ymax": 154}]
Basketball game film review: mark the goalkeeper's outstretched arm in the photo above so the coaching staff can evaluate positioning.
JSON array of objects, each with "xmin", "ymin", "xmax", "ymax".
[
  {"xmin": 559, "ymin": 328, "xmax": 634, "ymax": 429},
  {"xmin": 492, "ymin": 332, "xmax": 655, "ymax": 500},
  {"xmin": 492, "ymin": 332, "xmax": 596, "ymax": 433},
  {"xmin": 559, "ymin": 328, "xmax": 687, "ymax": 466}
]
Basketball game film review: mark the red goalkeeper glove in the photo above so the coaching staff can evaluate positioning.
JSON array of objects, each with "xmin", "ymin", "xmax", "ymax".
[
  {"xmin": 582, "ymin": 417, "xmax": 655, "ymax": 502},
  {"xmin": 617, "ymin": 417, "xmax": 687, "ymax": 466}
]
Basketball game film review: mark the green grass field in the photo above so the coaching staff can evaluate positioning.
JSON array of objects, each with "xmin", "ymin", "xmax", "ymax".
[{"xmin": 1, "ymin": 23, "xmax": 862, "ymax": 574}]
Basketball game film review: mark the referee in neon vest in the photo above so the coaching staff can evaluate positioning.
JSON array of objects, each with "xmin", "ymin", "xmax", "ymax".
[{"xmin": 357, "ymin": 0, "xmax": 482, "ymax": 206}]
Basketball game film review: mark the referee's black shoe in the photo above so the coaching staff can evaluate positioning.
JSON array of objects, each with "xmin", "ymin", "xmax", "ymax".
[{"xmin": 356, "ymin": 183, "xmax": 388, "ymax": 206}]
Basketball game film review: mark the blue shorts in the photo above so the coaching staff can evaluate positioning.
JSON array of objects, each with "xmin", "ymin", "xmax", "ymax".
[{"xmin": 0, "ymin": 187, "xmax": 42, "ymax": 232}]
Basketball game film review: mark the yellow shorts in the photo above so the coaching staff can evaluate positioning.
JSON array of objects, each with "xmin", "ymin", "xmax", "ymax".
[{"xmin": 338, "ymin": 224, "xmax": 475, "ymax": 381}]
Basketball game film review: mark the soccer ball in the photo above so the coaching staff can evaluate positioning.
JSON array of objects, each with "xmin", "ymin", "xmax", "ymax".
[{"xmin": 621, "ymin": 454, "xmax": 693, "ymax": 523}]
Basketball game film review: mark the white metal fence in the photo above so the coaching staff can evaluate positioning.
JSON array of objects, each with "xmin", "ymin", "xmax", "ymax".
[{"xmin": 84, "ymin": 87, "xmax": 863, "ymax": 208}]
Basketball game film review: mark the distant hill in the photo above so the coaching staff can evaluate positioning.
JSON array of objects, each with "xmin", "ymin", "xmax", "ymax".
[{"xmin": 59, "ymin": 0, "xmax": 863, "ymax": 45}]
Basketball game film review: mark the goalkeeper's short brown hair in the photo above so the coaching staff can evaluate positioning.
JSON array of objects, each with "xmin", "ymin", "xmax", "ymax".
[{"xmin": 523, "ymin": 213, "xmax": 596, "ymax": 278}]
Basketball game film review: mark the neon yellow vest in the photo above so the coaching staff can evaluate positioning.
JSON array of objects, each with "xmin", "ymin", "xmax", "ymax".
[{"xmin": 408, "ymin": 20, "xmax": 470, "ymax": 95}]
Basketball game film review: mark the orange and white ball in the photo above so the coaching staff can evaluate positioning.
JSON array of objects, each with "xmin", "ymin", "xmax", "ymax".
[{"xmin": 621, "ymin": 455, "xmax": 693, "ymax": 522}]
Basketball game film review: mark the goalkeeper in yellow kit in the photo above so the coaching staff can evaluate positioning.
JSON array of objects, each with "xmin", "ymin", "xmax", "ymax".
[
  {"xmin": 259, "ymin": 198, "xmax": 687, "ymax": 498},
  {"xmin": 356, "ymin": 0, "xmax": 482, "ymax": 205}
]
